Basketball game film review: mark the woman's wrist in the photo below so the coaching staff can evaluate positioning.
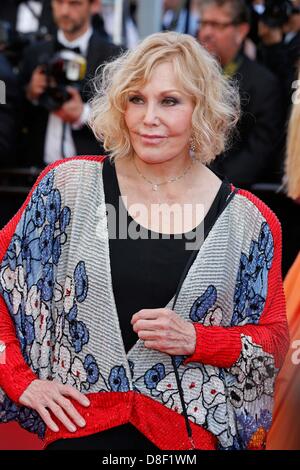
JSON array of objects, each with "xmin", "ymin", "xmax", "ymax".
[{"xmin": 184, "ymin": 322, "xmax": 197, "ymax": 356}]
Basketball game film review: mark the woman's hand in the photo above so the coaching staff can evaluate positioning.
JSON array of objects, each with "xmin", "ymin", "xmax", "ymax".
[
  {"xmin": 19, "ymin": 379, "xmax": 90, "ymax": 433},
  {"xmin": 131, "ymin": 308, "xmax": 196, "ymax": 356}
]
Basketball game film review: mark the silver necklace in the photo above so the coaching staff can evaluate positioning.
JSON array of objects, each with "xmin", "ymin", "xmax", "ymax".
[{"xmin": 133, "ymin": 157, "xmax": 195, "ymax": 191}]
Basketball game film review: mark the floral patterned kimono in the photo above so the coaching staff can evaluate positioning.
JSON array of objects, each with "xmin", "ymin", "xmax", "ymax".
[{"xmin": 0, "ymin": 156, "xmax": 289, "ymax": 450}]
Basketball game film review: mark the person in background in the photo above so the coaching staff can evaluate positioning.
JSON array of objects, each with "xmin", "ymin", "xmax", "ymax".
[
  {"xmin": 98, "ymin": 0, "xmax": 139, "ymax": 48},
  {"xmin": 163, "ymin": 0, "xmax": 201, "ymax": 36},
  {"xmin": 197, "ymin": 0, "xmax": 284, "ymax": 188},
  {"xmin": 19, "ymin": 0, "xmax": 122, "ymax": 168},
  {"xmin": 0, "ymin": 31, "xmax": 288, "ymax": 450},
  {"xmin": 266, "ymin": 68, "xmax": 300, "ymax": 450}
]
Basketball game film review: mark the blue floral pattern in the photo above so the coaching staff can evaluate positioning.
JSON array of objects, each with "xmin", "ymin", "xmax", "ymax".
[
  {"xmin": 74, "ymin": 261, "xmax": 88, "ymax": 303},
  {"xmin": 32, "ymin": 197, "xmax": 46, "ymax": 228},
  {"xmin": 46, "ymin": 189, "xmax": 61, "ymax": 225},
  {"xmin": 0, "ymin": 171, "xmax": 101, "ymax": 437},
  {"xmin": 190, "ymin": 285, "xmax": 217, "ymax": 322},
  {"xmin": 84, "ymin": 355, "xmax": 100, "ymax": 385},
  {"xmin": 109, "ymin": 366, "xmax": 130, "ymax": 392},
  {"xmin": 144, "ymin": 364, "xmax": 166, "ymax": 390},
  {"xmin": 232, "ymin": 222, "xmax": 273, "ymax": 325},
  {"xmin": 69, "ymin": 319, "xmax": 89, "ymax": 353},
  {"xmin": 37, "ymin": 263, "xmax": 54, "ymax": 302}
]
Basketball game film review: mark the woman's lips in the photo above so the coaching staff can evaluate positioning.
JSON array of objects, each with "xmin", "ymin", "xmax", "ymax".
[{"xmin": 140, "ymin": 134, "xmax": 167, "ymax": 145}]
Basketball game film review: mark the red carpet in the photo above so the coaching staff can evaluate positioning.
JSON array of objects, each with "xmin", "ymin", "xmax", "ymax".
[{"xmin": 0, "ymin": 423, "xmax": 43, "ymax": 450}]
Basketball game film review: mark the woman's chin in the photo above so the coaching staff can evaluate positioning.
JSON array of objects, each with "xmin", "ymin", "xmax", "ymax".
[
  {"xmin": 135, "ymin": 155, "xmax": 171, "ymax": 165},
  {"xmin": 133, "ymin": 146, "xmax": 180, "ymax": 165},
  {"xmin": 134, "ymin": 149, "xmax": 167, "ymax": 164}
]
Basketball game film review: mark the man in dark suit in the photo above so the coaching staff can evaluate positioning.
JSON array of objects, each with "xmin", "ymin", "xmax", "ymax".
[
  {"xmin": 19, "ymin": 0, "xmax": 122, "ymax": 167},
  {"xmin": 197, "ymin": 0, "xmax": 284, "ymax": 188}
]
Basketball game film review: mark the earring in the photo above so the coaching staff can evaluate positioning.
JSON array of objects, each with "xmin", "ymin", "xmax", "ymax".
[{"xmin": 190, "ymin": 136, "xmax": 196, "ymax": 153}]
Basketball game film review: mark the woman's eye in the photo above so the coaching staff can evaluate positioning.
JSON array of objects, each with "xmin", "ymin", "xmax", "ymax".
[
  {"xmin": 129, "ymin": 96, "xmax": 143, "ymax": 104},
  {"xmin": 162, "ymin": 98, "xmax": 178, "ymax": 106}
]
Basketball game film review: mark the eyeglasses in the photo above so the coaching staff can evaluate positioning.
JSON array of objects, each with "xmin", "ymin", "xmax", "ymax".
[{"xmin": 198, "ymin": 19, "xmax": 238, "ymax": 30}]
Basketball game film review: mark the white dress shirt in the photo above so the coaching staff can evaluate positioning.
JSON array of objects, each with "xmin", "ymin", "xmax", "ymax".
[
  {"xmin": 16, "ymin": 1, "xmax": 42, "ymax": 33},
  {"xmin": 44, "ymin": 27, "xmax": 93, "ymax": 165}
]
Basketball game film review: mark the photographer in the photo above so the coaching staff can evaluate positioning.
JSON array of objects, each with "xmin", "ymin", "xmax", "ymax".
[
  {"xmin": 20, "ymin": 0, "xmax": 122, "ymax": 167},
  {"xmin": 257, "ymin": 0, "xmax": 300, "ymax": 108}
]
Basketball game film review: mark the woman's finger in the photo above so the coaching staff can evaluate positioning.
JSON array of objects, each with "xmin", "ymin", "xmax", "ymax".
[
  {"xmin": 55, "ymin": 395, "xmax": 86, "ymax": 428},
  {"xmin": 132, "ymin": 319, "xmax": 159, "ymax": 332},
  {"xmin": 37, "ymin": 406, "xmax": 59, "ymax": 433},
  {"xmin": 131, "ymin": 309, "xmax": 164, "ymax": 324},
  {"xmin": 137, "ymin": 329, "xmax": 160, "ymax": 341},
  {"xmin": 48, "ymin": 401, "xmax": 77, "ymax": 433},
  {"xmin": 60, "ymin": 384, "xmax": 90, "ymax": 407}
]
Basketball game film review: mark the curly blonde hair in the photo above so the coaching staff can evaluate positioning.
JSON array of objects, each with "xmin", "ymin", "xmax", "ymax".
[
  {"xmin": 89, "ymin": 31, "xmax": 240, "ymax": 163},
  {"xmin": 285, "ymin": 68, "xmax": 300, "ymax": 200}
]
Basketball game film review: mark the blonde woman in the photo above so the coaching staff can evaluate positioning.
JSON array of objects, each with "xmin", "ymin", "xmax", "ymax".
[
  {"xmin": 285, "ymin": 77, "xmax": 300, "ymax": 203},
  {"xmin": 0, "ymin": 32, "xmax": 288, "ymax": 450},
  {"xmin": 267, "ymin": 69, "xmax": 300, "ymax": 450}
]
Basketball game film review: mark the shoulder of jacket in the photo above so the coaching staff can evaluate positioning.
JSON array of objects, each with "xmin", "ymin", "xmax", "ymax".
[
  {"xmin": 42, "ymin": 155, "xmax": 106, "ymax": 176},
  {"xmin": 27, "ymin": 156, "xmax": 106, "ymax": 207},
  {"xmin": 235, "ymin": 188, "xmax": 281, "ymax": 238},
  {"xmin": 0, "ymin": 156, "xmax": 106, "ymax": 254}
]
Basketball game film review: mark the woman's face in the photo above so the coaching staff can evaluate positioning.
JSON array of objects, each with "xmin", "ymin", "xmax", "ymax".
[{"xmin": 124, "ymin": 62, "xmax": 195, "ymax": 165}]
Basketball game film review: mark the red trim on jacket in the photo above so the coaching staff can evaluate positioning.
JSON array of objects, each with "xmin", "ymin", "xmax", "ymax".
[
  {"xmin": 185, "ymin": 189, "xmax": 289, "ymax": 370},
  {"xmin": 43, "ymin": 391, "xmax": 217, "ymax": 450}
]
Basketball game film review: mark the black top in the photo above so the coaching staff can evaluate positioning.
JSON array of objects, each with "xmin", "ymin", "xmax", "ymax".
[
  {"xmin": 46, "ymin": 157, "xmax": 231, "ymax": 450},
  {"xmin": 103, "ymin": 157, "xmax": 231, "ymax": 353}
]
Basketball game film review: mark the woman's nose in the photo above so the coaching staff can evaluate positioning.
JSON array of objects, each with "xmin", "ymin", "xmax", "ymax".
[{"xmin": 143, "ymin": 103, "xmax": 160, "ymax": 126}]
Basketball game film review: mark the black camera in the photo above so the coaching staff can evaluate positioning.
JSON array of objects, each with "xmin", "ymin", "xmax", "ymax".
[
  {"xmin": 38, "ymin": 50, "xmax": 87, "ymax": 112},
  {"xmin": 260, "ymin": 0, "xmax": 300, "ymax": 28}
]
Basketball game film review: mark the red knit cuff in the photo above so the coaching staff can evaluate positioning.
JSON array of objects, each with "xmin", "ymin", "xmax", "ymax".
[
  {"xmin": 184, "ymin": 323, "xmax": 242, "ymax": 368},
  {"xmin": 8, "ymin": 370, "xmax": 37, "ymax": 404},
  {"xmin": 0, "ymin": 343, "xmax": 37, "ymax": 404}
]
